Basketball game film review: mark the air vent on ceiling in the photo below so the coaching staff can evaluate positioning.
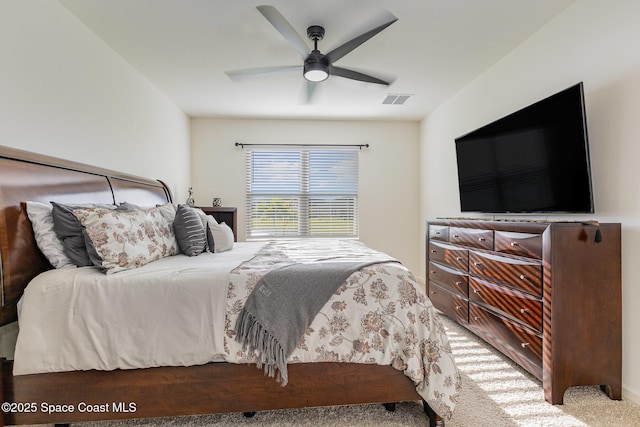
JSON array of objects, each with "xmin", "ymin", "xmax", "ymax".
[{"xmin": 383, "ymin": 94, "xmax": 412, "ymax": 105}]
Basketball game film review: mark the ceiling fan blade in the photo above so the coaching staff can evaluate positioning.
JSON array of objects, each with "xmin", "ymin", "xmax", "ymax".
[
  {"xmin": 330, "ymin": 66, "xmax": 391, "ymax": 85},
  {"xmin": 256, "ymin": 5, "xmax": 309, "ymax": 59},
  {"xmin": 225, "ymin": 65, "xmax": 301, "ymax": 80},
  {"xmin": 325, "ymin": 14, "xmax": 398, "ymax": 64},
  {"xmin": 304, "ymin": 81, "xmax": 318, "ymax": 103}
]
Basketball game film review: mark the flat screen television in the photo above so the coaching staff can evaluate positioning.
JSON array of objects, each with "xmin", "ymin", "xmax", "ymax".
[{"xmin": 455, "ymin": 82, "xmax": 594, "ymax": 213}]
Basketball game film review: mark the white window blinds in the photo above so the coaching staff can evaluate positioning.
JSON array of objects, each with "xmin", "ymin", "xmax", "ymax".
[{"xmin": 245, "ymin": 147, "xmax": 359, "ymax": 239}]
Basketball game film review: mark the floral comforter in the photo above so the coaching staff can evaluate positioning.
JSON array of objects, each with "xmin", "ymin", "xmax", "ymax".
[{"xmin": 223, "ymin": 239, "xmax": 461, "ymax": 420}]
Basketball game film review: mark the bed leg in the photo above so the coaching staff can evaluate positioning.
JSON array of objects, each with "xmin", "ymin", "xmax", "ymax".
[
  {"xmin": 422, "ymin": 400, "xmax": 444, "ymax": 427},
  {"xmin": 383, "ymin": 402, "xmax": 397, "ymax": 412},
  {"xmin": 54, "ymin": 424, "xmax": 70, "ymax": 427},
  {"xmin": 243, "ymin": 412, "xmax": 256, "ymax": 418}
]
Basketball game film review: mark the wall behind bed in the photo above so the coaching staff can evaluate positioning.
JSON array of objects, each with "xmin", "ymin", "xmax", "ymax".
[
  {"xmin": 0, "ymin": 0, "xmax": 190, "ymax": 203},
  {"xmin": 190, "ymin": 118, "xmax": 421, "ymax": 275},
  {"xmin": 0, "ymin": 0, "xmax": 190, "ymax": 358}
]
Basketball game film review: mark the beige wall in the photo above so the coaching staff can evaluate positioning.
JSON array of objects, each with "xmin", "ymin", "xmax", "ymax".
[
  {"xmin": 0, "ymin": 0, "xmax": 191, "ymax": 202},
  {"xmin": 191, "ymin": 118, "xmax": 421, "ymax": 273},
  {"xmin": 419, "ymin": 0, "xmax": 640, "ymax": 404},
  {"xmin": 0, "ymin": 0, "xmax": 191, "ymax": 357}
]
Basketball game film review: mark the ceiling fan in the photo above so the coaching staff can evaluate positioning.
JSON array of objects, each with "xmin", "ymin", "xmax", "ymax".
[{"xmin": 225, "ymin": 5, "xmax": 398, "ymax": 97}]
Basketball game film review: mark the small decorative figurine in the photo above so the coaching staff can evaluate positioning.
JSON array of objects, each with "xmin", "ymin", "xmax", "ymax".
[{"xmin": 186, "ymin": 187, "xmax": 195, "ymax": 207}]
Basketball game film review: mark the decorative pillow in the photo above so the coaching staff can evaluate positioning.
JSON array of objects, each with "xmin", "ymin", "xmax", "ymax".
[
  {"xmin": 156, "ymin": 203, "xmax": 178, "ymax": 223},
  {"xmin": 50, "ymin": 202, "xmax": 116, "ymax": 267},
  {"xmin": 206, "ymin": 218, "xmax": 234, "ymax": 252},
  {"xmin": 117, "ymin": 202, "xmax": 177, "ymax": 221},
  {"xmin": 72, "ymin": 207, "xmax": 179, "ymax": 274},
  {"xmin": 194, "ymin": 208, "xmax": 216, "ymax": 253},
  {"xmin": 25, "ymin": 201, "xmax": 75, "ymax": 269},
  {"xmin": 173, "ymin": 204, "xmax": 207, "ymax": 256},
  {"xmin": 116, "ymin": 202, "xmax": 142, "ymax": 211}
]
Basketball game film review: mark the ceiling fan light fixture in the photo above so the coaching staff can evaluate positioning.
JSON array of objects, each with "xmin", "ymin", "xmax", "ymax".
[
  {"xmin": 303, "ymin": 64, "xmax": 329, "ymax": 82},
  {"xmin": 303, "ymin": 52, "xmax": 329, "ymax": 82}
]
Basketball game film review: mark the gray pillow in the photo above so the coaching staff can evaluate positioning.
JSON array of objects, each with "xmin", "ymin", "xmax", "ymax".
[
  {"xmin": 173, "ymin": 204, "xmax": 207, "ymax": 256},
  {"xmin": 50, "ymin": 202, "xmax": 115, "ymax": 266},
  {"xmin": 193, "ymin": 208, "xmax": 215, "ymax": 253}
]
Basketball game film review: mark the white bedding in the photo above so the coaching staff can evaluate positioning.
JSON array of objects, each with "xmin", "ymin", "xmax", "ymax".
[
  {"xmin": 15, "ymin": 238, "xmax": 461, "ymax": 419},
  {"xmin": 13, "ymin": 242, "xmax": 264, "ymax": 375}
]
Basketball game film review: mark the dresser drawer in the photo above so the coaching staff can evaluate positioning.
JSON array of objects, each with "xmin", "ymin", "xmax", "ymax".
[
  {"xmin": 429, "ymin": 261, "xmax": 468, "ymax": 297},
  {"xmin": 495, "ymin": 231, "xmax": 543, "ymax": 259},
  {"xmin": 469, "ymin": 303, "xmax": 542, "ymax": 379},
  {"xmin": 429, "ymin": 225, "xmax": 449, "ymax": 242},
  {"xmin": 450, "ymin": 227, "xmax": 493, "ymax": 250},
  {"xmin": 469, "ymin": 277, "xmax": 542, "ymax": 331},
  {"xmin": 428, "ymin": 241, "xmax": 468, "ymax": 271},
  {"xmin": 469, "ymin": 250, "xmax": 542, "ymax": 297},
  {"xmin": 428, "ymin": 282, "xmax": 468, "ymax": 324}
]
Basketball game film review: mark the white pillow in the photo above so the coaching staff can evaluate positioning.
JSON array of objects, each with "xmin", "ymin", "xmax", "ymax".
[
  {"xmin": 156, "ymin": 202, "xmax": 177, "ymax": 223},
  {"xmin": 206, "ymin": 217, "xmax": 234, "ymax": 252},
  {"xmin": 25, "ymin": 201, "xmax": 75, "ymax": 269}
]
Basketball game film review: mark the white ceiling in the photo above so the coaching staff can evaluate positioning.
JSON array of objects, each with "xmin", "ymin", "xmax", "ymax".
[{"xmin": 59, "ymin": 0, "xmax": 576, "ymax": 121}]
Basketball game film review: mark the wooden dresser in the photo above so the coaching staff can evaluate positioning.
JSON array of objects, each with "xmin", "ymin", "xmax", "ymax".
[{"xmin": 426, "ymin": 219, "xmax": 621, "ymax": 404}]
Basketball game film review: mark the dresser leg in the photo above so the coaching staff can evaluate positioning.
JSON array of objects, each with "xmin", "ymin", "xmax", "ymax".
[
  {"xmin": 601, "ymin": 384, "xmax": 622, "ymax": 400},
  {"xmin": 545, "ymin": 382, "xmax": 567, "ymax": 405},
  {"xmin": 547, "ymin": 382, "xmax": 621, "ymax": 405}
]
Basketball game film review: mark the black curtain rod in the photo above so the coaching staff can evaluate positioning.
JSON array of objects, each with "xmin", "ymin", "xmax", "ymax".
[{"xmin": 235, "ymin": 142, "xmax": 369, "ymax": 149}]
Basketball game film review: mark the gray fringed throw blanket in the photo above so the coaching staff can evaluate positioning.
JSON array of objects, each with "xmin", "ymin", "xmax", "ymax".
[{"xmin": 234, "ymin": 259, "xmax": 395, "ymax": 385}]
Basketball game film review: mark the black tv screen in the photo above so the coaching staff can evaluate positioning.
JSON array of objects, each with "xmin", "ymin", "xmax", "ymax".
[{"xmin": 455, "ymin": 82, "xmax": 594, "ymax": 213}]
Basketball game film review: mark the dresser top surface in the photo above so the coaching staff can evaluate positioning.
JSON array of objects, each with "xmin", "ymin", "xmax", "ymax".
[{"xmin": 427, "ymin": 218, "xmax": 613, "ymax": 234}]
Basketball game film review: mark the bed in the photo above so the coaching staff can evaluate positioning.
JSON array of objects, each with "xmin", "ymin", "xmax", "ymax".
[{"xmin": 0, "ymin": 145, "xmax": 459, "ymax": 427}]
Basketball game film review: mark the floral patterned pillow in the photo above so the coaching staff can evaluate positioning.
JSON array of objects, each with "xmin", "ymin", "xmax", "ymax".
[{"xmin": 72, "ymin": 206, "xmax": 179, "ymax": 274}]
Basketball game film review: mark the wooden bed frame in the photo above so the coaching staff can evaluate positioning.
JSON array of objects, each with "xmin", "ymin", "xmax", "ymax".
[{"xmin": 0, "ymin": 146, "xmax": 443, "ymax": 427}]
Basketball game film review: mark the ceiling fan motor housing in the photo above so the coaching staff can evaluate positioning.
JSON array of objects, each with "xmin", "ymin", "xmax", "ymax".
[
  {"xmin": 306, "ymin": 25, "xmax": 325, "ymax": 42},
  {"xmin": 304, "ymin": 50, "xmax": 329, "ymax": 82},
  {"xmin": 303, "ymin": 25, "xmax": 329, "ymax": 82}
]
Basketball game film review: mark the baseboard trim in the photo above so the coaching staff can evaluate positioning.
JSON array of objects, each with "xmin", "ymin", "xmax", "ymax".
[{"xmin": 623, "ymin": 386, "xmax": 640, "ymax": 405}]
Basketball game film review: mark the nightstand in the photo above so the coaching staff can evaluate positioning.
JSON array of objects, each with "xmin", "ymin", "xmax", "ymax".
[{"xmin": 199, "ymin": 207, "xmax": 237, "ymax": 241}]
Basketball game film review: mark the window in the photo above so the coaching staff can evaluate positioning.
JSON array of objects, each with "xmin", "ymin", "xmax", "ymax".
[{"xmin": 245, "ymin": 147, "xmax": 358, "ymax": 239}]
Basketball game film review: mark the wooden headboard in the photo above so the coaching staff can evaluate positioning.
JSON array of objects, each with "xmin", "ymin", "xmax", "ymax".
[{"xmin": 0, "ymin": 146, "xmax": 173, "ymax": 326}]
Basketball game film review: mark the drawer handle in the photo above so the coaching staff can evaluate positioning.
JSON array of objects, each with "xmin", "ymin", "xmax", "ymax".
[
  {"xmin": 453, "ymin": 234, "xmax": 460, "ymax": 238},
  {"xmin": 430, "ymin": 290, "xmax": 437, "ymax": 295},
  {"xmin": 478, "ymin": 237, "xmax": 486, "ymax": 242},
  {"xmin": 473, "ymin": 289, "xmax": 481, "ymax": 294},
  {"xmin": 473, "ymin": 316, "xmax": 480, "ymax": 321},
  {"xmin": 456, "ymin": 256, "xmax": 463, "ymax": 261},
  {"xmin": 455, "ymin": 305, "xmax": 463, "ymax": 310},
  {"xmin": 455, "ymin": 281, "xmax": 463, "ymax": 285},
  {"xmin": 473, "ymin": 261, "xmax": 482, "ymax": 266},
  {"xmin": 430, "ymin": 249, "xmax": 437, "ymax": 253},
  {"xmin": 435, "ymin": 231, "xmax": 441, "ymax": 235},
  {"xmin": 430, "ymin": 271, "xmax": 436, "ymax": 275},
  {"xmin": 520, "ymin": 308, "xmax": 529, "ymax": 314},
  {"xmin": 521, "ymin": 342, "xmax": 530, "ymax": 348},
  {"xmin": 510, "ymin": 241, "xmax": 519, "ymax": 247},
  {"xmin": 519, "ymin": 274, "xmax": 528, "ymax": 280}
]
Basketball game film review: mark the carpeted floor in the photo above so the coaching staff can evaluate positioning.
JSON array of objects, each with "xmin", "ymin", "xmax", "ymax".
[{"xmin": 69, "ymin": 315, "xmax": 640, "ymax": 427}]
